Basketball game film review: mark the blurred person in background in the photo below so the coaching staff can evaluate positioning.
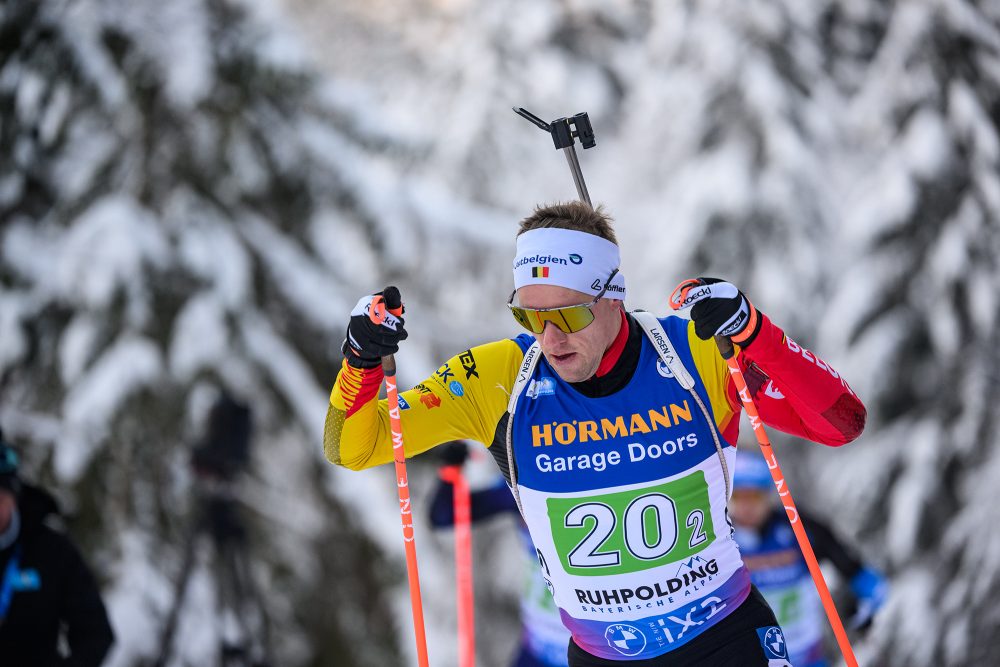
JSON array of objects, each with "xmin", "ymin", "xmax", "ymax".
[
  {"xmin": 730, "ymin": 452, "xmax": 888, "ymax": 667},
  {"xmin": 154, "ymin": 392, "xmax": 272, "ymax": 667},
  {"xmin": 0, "ymin": 428, "xmax": 115, "ymax": 666},
  {"xmin": 429, "ymin": 440, "xmax": 570, "ymax": 667},
  {"xmin": 326, "ymin": 201, "xmax": 867, "ymax": 665}
]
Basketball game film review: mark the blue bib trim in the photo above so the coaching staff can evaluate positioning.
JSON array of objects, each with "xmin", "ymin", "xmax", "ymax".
[
  {"xmin": 511, "ymin": 317, "xmax": 727, "ymax": 495},
  {"xmin": 508, "ymin": 315, "xmax": 748, "ymax": 660}
]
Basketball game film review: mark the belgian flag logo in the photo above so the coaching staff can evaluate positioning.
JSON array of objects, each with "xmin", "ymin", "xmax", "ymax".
[{"xmin": 532, "ymin": 266, "xmax": 550, "ymax": 278}]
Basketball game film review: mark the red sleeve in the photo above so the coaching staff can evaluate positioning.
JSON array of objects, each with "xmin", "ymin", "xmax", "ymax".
[
  {"xmin": 335, "ymin": 361, "xmax": 385, "ymax": 418},
  {"xmin": 729, "ymin": 314, "xmax": 866, "ymax": 446}
]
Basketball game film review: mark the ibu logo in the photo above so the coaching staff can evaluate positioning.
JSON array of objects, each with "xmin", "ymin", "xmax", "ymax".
[
  {"xmin": 526, "ymin": 377, "xmax": 556, "ymax": 399},
  {"xmin": 397, "ymin": 396, "xmax": 411, "ymax": 410},
  {"xmin": 656, "ymin": 358, "xmax": 674, "ymax": 378},
  {"xmin": 449, "ymin": 381, "xmax": 465, "ymax": 397},
  {"xmin": 569, "ymin": 253, "xmax": 583, "ymax": 264},
  {"xmin": 605, "ymin": 624, "xmax": 646, "ymax": 657}
]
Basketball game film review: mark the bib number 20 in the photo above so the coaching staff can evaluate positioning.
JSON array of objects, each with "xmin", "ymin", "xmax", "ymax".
[{"xmin": 548, "ymin": 472, "xmax": 714, "ymax": 576}]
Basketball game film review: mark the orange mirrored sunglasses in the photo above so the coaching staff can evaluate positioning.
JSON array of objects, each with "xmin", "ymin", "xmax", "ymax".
[{"xmin": 507, "ymin": 269, "xmax": 619, "ymax": 334}]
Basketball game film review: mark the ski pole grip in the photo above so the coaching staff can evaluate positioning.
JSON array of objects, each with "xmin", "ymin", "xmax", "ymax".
[
  {"xmin": 381, "ymin": 354, "xmax": 397, "ymax": 376},
  {"xmin": 368, "ymin": 289, "xmax": 404, "ymax": 373},
  {"xmin": 368, "ymin": 289, "xmax": 405, "ymax": 326},
  {"xmin": 366, "ymin": 297, "xmax": 398, "ymax": 373},
  {"xmin": 669, "ymin": 278, "xmax": 706, "ymax": 311},
  {"xmin": 369, "ymin": 295, "xmax": 387, "ymax": 325},
  {"xmin": 714, "ymin": 336, "xmax": 735, "ymax": 360}
]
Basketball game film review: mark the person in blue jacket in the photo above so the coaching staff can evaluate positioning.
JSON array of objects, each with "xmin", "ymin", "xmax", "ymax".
[
  {"xmin": 729, "ymin": 452, "xmax": 888, "ymax": 667},
  {"xmin": 429, "ymin": 441, "xmax": 570, "ymax": 667}
]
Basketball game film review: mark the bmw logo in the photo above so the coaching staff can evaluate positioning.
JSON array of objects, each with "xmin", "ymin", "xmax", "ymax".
[
  {"xmin": 605, "ymin": 624, "xmax": 646, "ymax": 656},
  {"xmin": 763, "ymin": 627, "xmax": 787, "ymax": 658}
]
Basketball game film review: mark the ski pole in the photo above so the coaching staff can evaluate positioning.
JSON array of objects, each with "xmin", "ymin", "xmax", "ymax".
[
  {"xmin": 513, "ymin": 107, "xmax": 597, "ymax": 207},
  {"xmin": 369, "ymin": 296, "xmax": 430, "ymax": 667},
  {"xmin": 439, "ymin": 464, "xmax": 475, "ymax": 667},
  {"xmin": 670, "ymin": 281, "xmax": 860, "ymax": 667}
]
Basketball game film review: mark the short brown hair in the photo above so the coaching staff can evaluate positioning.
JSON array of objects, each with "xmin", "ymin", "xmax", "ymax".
[{"xmin": 517, "ymin": 202, "xmax": 618, "ymax": 244}]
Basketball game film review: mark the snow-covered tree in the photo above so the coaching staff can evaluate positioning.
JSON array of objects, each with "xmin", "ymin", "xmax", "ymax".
[
  {"xmin": 3, "ymin": 0, "xmax": 998, "ymax": 664},
  {"xmin": 0, "ymin": 0, "xmax": 425, "ymax": 664},
  {"xmin": 814, "ymin": 1, "xmax": 1000, "ymax": 664}
]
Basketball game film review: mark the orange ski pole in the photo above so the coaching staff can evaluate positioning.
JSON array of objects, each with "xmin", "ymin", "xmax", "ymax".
[
  {"xmin": 370, "ymin": 296, "xmax": 430, "ymax": 667},
  {"xmin": 440, "ymin": 465, "xmax": 475, "ymax": 667},
  {"xmin": 670, "ymin": 280, "xmax": 859, "ymax": 667}
]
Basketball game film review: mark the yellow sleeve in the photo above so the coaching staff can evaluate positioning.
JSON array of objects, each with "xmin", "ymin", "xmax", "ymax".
[
  {"xmin": 324, "ymin": 339, "xmax": 524, "ymax": 470},
  {"xmin": 685, "ymin": 321, "xmax": 740, "ymax": 435}
]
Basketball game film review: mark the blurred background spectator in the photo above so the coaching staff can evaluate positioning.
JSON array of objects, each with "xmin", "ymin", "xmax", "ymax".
[{"xmin": 0, "ymin": 428, "xmax": 115, "ymax": 666}]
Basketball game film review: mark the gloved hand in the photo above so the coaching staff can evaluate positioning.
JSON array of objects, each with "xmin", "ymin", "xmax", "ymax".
[
  {"xmin": 439, "ymin": 441, "xmax": 470, "ymax": 467},
  {"xmin": 342, "ymin": 286, "xmax": 408, "ymax": 369},
  {"xmin": 848, "ymin": 567, "xmax": 888, "ymax": 631},
  {"xmin": 670, "ymin": 277, "xmax": 761, "ymax": 346}
]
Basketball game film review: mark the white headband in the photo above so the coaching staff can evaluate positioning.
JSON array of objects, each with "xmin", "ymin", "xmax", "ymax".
[{"xmin": 513, "ymin": 228, "xmax": 627, "ymax": 299}]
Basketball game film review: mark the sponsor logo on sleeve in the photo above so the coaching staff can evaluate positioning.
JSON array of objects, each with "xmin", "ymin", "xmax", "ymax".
[
  {"xmin": 459, "ymin": 349, "xmax": 479, "ymax": 379},
  {"xmin": 414, "ymin": 384, "xmax": 441, "ymax": 409},
  {"xmin": 397, "ymin": 396, "xmax": 411, "ymax": 410},
  {"xmin": 784, "ymin": 337, "xmax": 856, "ymax": 396},
  {"xmin": 436, "ymin": 363, "xmax": 455, "ymax": 383}
]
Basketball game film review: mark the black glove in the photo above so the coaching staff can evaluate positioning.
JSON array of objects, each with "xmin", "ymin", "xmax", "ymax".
[
  {"xmin": 438, "ymin": 441, "xmax": 470, "ymax": 467},
  {"xmin": 342, "ymin": 286, "xmax": 408, "ymax": 368},
  {"xmin": 675, "ymin": 277, "xmax": 762, "ymax": 346}
]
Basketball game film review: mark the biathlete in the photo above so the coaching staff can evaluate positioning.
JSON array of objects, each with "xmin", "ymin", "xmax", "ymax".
[{"xmin": 325, "ymin": 202, "xmax": 867, "ymax": 665}]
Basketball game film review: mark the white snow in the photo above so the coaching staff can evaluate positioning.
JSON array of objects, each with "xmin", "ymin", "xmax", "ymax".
[
  {"xmin": 901, "ymin": 109, "xmax": 952, "ymax": 180},
  {"xmin": 240, "ymin": 215, "xmax": 348, "ymax": 332},
  {"xmin": 0, "ymin": 291, "xmax": 32, "ymax": 375},
  {"xmin": 106, "ymin": 0, "xmax": 214, "ymax": 108},
  {"xmin": 54, "ymin": 196, "xmax": 170, "ymax": 310},
  {"xmin": 175, "ymin": 212, "xmax": 251, "ymax": 309},
  {"xmin": 58, "ymin": 335, "xmax": 163, "ymax": 481},
  {"xmin": 58, "ymin": 313, "xmax": 101, "ymax": 386},
  {"xmin": 239, "ymin": 313, "xmax": 329, "ymax": 441},
  {"xmin": 169, "ymin": 293, "xmax": 231, "ymax": 381},
  {"xmin": 102, "ymin": 530, "xmax": 176, "ymax": 667}
]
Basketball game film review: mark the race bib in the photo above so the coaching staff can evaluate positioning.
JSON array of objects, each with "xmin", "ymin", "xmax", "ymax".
[{"xmin": 547, "ymin": 471, "xmax": 715, "ymax": 577}]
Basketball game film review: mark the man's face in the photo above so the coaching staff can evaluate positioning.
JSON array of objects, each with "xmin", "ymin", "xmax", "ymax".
[
  {"xmin": 729, "ymin": 488, "xmax": 772, "ymax": 529},
  {"xmin": 516, "ymin": 284, "xmax": 623, "ymax": 383},
  {"xmin": 0, "ymin": 489, "xmax": 16, "ymax": 533}
]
